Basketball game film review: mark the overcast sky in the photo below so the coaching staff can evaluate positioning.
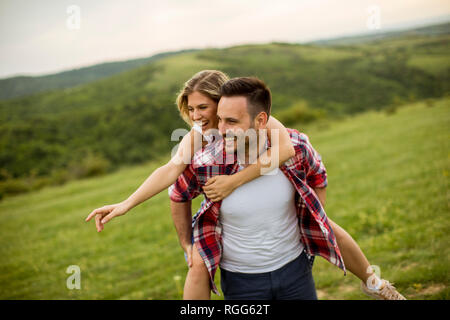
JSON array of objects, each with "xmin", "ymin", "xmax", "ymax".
[{"xmin": 0, "ymin": 0, "xmax": 449, "ymax": 78}]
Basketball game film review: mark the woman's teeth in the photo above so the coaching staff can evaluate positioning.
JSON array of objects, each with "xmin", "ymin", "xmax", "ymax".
[{"xmin": 194, "ymin": 121, "xmax": 209, "ymax": 128}]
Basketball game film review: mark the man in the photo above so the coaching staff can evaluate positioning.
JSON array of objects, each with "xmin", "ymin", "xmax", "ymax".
[{"xmin": 169, "ymin": 77, "xmax": 345, "ymax": 299}]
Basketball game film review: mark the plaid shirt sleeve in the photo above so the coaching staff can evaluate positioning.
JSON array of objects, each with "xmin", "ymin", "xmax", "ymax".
[
  {"xmin": 301, "ymin": 133, "xmax": 328, "ymax": 188},
  {"xmin": 289, "ymin": 132, "xmax": 328, "ymax": 189},
  {"xmin": 168, "ymin": 164, "xmax": 202, "ymax": 202}
]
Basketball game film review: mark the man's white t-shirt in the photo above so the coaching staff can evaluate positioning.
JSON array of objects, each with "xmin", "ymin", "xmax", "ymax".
[{"xmin": 219, "ymin": 166, "xmax": 304, "ymax": 273}]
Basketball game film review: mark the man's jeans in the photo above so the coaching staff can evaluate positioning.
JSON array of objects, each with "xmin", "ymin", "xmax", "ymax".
[{"xmin": 220, "ymin": 250, "xmax": 317, "ymax": 300}]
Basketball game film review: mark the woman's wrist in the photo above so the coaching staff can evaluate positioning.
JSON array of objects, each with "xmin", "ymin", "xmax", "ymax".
[
  {"xmin": 230, "ymin": 171, "xmax": 245, "ymax": 188},
  {"xmin": 122, "ymin": 198, "xmax": 136, "ymax": 212}
]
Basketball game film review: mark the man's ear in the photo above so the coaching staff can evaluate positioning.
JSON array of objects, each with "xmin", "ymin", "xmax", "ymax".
[{"xmin": 254, "ymin": 111, "xmax": 268, "ymax": 129}]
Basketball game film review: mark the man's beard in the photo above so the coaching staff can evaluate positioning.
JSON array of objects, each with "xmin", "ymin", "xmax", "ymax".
[{"xmin": 224, "ymin": 125, "xmax": 266, "ymax": 165}]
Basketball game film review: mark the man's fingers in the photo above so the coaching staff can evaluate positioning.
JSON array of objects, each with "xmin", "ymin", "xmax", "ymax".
[
  {"xmin": 187, "ymin": 251, "xmax": 193, "ymax": 268},
  {"xmin": 186, "ymin": 245, "xmax": 193, "ymax": 268}
]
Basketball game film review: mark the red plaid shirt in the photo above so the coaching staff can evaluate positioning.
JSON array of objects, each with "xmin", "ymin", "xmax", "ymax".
[{"xmin": 169, "ymin": 128, "xmax": 346, "ymax": 294}]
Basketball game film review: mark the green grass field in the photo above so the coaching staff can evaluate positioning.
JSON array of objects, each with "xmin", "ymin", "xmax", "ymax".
[{"xmin": 0, "ymin": 97, "xmax": 448, "ymax": 300}]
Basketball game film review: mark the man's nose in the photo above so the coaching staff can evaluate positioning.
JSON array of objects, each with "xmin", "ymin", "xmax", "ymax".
[{"xmin": 218, "ymin": 122, "xmax": 227, "ymax": 136}]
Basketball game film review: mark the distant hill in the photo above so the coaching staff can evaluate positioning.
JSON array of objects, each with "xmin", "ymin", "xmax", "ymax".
[
  {"xmin": 1, "ymin": 22, "xmax": 448, "ymax": 102},
  {"xmin": 311, "ymin": 21, "xmax": 450, "ymax": 46},
  {"xmin": 0, "ymin": 49, "xmax": 197, "ymax": 101}
]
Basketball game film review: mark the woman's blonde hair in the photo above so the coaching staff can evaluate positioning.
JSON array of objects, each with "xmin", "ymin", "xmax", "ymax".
[{"xmin": 176, "ymin": 70, "xmax": 230, "ymax": 126}]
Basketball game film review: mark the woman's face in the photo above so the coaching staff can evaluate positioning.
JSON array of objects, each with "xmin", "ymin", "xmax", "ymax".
[{"xmin": 187, "ymin": 91, "xmax": 219, "ymax": 132}]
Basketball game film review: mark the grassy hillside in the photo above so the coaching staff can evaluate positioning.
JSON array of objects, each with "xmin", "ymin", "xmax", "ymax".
[
  {"xmin": 0, "ymin": 97, "xmax": 448, "ymax": 299},
  {"xmin": 1, "ymin": 30, "xmax": 448, "ymax": 192}
]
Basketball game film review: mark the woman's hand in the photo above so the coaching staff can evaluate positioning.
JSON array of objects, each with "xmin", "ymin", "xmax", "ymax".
[
  {"xmin": 203, "ymin": 175, "xmax": 237, "ymax": 202},
  {"xmin": 85, "ymin": 201, "xmax": 131, "ymax": 232}
]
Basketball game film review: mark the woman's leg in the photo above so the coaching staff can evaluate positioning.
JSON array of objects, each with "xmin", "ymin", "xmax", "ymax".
[
  {"xmin": 183, "ymin": 242, "xmax": 211, "ymax": 300},
  {"xmin": 328, "ymin": 218, "xmax": 378, "ymax": 285},
  {"xmin": 329, "ymin": 218, "xmax": 407, "ymax": 299}
]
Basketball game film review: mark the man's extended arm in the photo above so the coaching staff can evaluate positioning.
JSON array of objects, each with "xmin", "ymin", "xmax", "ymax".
[
  {"xmin": 301, "ymin": 132, "xmax": 327, "ymax": 208},
  {"xmin": 313, "ymin": 187, "xmax": 326, "ymax": 208},
  {"xmin": 170, "ymin": 200, "xmax": 194, "ymax": 267},
  {"xmin": 168, "ymin": 163, "xmax": 202, "ymax": 267}
]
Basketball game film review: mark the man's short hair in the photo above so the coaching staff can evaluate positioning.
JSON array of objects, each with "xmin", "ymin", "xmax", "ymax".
[{"xmin": 220, "ymin": 77, "xmax": 272, "ymax": 120}]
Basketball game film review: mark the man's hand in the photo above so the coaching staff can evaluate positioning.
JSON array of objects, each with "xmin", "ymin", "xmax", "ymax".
[
  {"xmin": 85, "ymin": 201, "xmax": 131, "ymax": 232},
  {"xmin": 203, "ymin": 175, "xmax": 236, "ymax": 202},
  {"xmin": 183, "ymin": 243, "xmax": 193, "ymax": 268}
]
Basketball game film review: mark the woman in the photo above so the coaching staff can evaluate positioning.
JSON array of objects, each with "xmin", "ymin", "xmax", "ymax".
[{"xmin": 86, "ymin": 70, "xmax": 406, "ymax": 300}]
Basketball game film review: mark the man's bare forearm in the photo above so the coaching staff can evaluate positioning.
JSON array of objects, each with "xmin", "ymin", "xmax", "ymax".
[
  {"xmin": 170, "ymin": 200, "xmax": 193, "ymax": 248},
  {"xmin": 313, "ymin": 187, "xmax": 326, "ymax": 208}
]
